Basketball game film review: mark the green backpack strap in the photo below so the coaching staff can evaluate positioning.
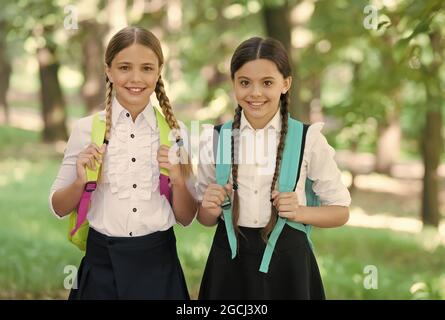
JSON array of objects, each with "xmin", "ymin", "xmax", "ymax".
[
  {"xmin": 68, "ymin": 112, "xmax": 105, "ymax": 251},
  {"xmin": 153, "ymin": 107, "xmax": 173, "ymax": 177},
  {"xmin": 68, "ymin": 108, "xmax": 173, "ymax": 251},
  {"xmin": 87, "ymin": 113, "xmax": 106, "ymax": 180},
  {"xmin": 154, "ymin": 106, "xmax": 174, "ymax": 203}
]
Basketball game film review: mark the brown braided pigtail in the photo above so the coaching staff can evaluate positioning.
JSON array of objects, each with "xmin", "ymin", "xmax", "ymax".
[
  {"xmin": 260, "ymin": 93, "xmax": 289, "ymax": 243},
  {"xmin": 230, "ymin": 105, "xmax": 245, "ymax": 249}
]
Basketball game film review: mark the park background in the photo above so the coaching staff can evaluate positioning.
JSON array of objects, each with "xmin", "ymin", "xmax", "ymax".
[{"xmin": 0, "ymin": 0, "xmax": 444, "ymax": 299}]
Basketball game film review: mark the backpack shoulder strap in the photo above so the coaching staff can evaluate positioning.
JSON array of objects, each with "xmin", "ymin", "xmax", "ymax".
[
  {"xmin": 153, "ymin": 106, "xmax": 172, "ymax": 147},
  {"xmin": 301, "ymin": 123, "xmax": 320, "ymax": 207},
  {"xmin": 213, "ymin": 124, "xmax": 223, "ymax": 164},
  {"xmin": 293, "ymin": 123, "xmax": 309, "ymax": 190},
  {"xmin": 215, "ymin": 121, "xmax": 233, "ymax": 186},
  {"xmin": 153, "ymin": 106, "xmax": 172, "ymax": 177},
  {"xmin": 278, "ymin": 116, "xmax": 303, "ymax": 192},
  {"xmin": 86, "ymin": 112, "xmax": 106, "ymax": 182}
]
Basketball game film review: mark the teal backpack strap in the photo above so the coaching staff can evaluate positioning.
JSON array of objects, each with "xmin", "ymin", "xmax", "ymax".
[
  {"xmin": 215, "ymin": 121, "xmax": 237, "ymax": 259},
  {"xmin": 305, "ymin": 178, "xmax": 320, "ymax": 207},
  {"xmin": 302, "ymin": 178, "xmax": 321, "ymax": 249},
  {"xmin": 259, "ymin": 115, "xmax": 303, "ymax": 273}
]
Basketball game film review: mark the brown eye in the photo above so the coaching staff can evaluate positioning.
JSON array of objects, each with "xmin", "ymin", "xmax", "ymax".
[
  {"xmin": 264, "ymin": 80, "xmax": 273, "ymax": 87},
  {"xmin": 119, "ymin": 66, "xmax": 129, "ymax": 71},
  {"xmin": 240, "ymin": 80, "xmax": 249, "ymax": 87}
]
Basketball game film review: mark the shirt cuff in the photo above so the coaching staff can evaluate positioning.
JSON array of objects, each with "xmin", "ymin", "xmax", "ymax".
[
  {"xmin": 319, "ymin": 189, "xmax": 351, "ymax": 207},
  {"xmin": 48, "ymin": 190, "xmax": 69, "ymax": 220}
]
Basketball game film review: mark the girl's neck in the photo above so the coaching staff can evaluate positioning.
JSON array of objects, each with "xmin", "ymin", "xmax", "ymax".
[
  {"xmin": 244, "ymin": 107, "xmax": 280, "ymax": 130},
  {"xmin": 116, "ymin": 96, "xmax": 149, "ymax": 122}
]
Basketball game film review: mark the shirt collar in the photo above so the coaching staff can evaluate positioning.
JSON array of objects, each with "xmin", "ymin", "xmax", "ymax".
[
  {"xmin": 111, "ymin": 96, "xmax": 157, "ymax": 130},
  {"xmin": 240, "ymin": 107, "xmax": 282, "ymax": 132}
]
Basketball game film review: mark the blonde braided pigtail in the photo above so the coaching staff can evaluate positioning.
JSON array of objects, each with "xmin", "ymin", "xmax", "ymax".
[{"xmin": 155, "ymin": 76, "xmax": 193, "ymax": 178}]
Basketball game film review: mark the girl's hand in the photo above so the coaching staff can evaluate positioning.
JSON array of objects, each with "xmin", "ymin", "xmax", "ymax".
[
  {"xmin": 157, "ymin": 144, "xmax": 182, "ymax": 184},
  {"xmin": 271, "ymin": 190, "xmax": 300, "ymax": 221},
  {"xmin": 202, "ymin": 183, "xmax": 233, "ymax": 218},
  {"xmin": 76, "ymin": 143, "xmax": 106, "ymax": 185}
]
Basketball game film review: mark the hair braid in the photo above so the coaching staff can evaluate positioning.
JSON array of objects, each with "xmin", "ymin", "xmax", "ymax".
[
  {"xmin": 231, "ymin": 105, "xmax": 244, "ymax": 248},
  {"xmin": 155, "ymin": 75, "xmax": 192, "ymax": 178},
  {"xmin": 97, "ymin": 77, "xmax": 113, "ymax": 182},
  {"xmin": 104, "ymin": 77, "xmax": 113, "ymax": 142},
  {"xmin": 261, "ymin": 93, "xmax": 289, "ymax": 242}
]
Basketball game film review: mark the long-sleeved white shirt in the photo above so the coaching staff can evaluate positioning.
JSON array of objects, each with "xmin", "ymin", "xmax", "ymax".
[
  {"xmin": 196, "ymin": 109, "xmax": 351, "ymax": 228},
  {"xmin": 49, "ymin": 97, "xmax": 196, "ymax": 237}
]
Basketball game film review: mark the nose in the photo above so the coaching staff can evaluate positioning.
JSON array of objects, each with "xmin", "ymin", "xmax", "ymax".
[
  {"xmin": 130, "ymin": 70, "xmax": 143, "ymax": 82},
  {"xmin": 250, "ymin": 84, "xmax": 262, "ymax": 97}
]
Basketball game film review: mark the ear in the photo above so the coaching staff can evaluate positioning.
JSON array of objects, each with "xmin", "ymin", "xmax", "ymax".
[
  {"xmin": 105, "ymin": 64, "xmax": 113, "ymax": 83},
  {"xmin": 158, "ymin": 64, "xmax": 163, "ymax": 77},
  {"xmin": 282, "ymin": 76, "xmax": 292, "ymax": 94}
]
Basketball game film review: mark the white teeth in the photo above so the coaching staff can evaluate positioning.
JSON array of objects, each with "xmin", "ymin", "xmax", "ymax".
[
  {"xmin": 249, "ymin": 102, "xmax": 266, "ymax": 106},
  {"xmin": 128, "ymin": 88, "xmax": 144, "ymax": 92}
]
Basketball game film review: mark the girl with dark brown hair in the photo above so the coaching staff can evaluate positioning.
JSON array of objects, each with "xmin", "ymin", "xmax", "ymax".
[{"xmin": 196, "ymin": 37, "xmax": 350, "ymax": 299}]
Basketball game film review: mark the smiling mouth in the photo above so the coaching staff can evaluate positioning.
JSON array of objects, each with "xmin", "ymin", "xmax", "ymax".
[
  {"xmin": 125, "ymin": 87, "xmax": 146, "ymax": 94},
  {"xmin": 247, "ymin": 101, "xmax": 267, "ymax": 108}
]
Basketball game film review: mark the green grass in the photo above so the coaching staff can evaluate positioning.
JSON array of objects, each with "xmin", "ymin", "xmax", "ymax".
[
  {"xmin": 313, "ymin": 226, "xmax": 445, "ymax": 299},
  {"xmin": 1, "ymin": 125, "xmax": 445, "ymax": 299}
]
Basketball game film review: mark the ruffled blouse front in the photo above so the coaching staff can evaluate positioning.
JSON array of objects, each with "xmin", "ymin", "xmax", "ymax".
[{"xmin": 103, "ymin": 110, "xmax": 160, "ymax": 200}]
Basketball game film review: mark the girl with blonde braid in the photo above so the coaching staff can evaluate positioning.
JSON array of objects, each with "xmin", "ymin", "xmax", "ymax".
[
  {"xmin": 196, "ymin": 37, "xmax": 350, "ymax": 299},
  {"xmin": 49, "ymin": 26, "xmax": 196, "ymax": 299}
]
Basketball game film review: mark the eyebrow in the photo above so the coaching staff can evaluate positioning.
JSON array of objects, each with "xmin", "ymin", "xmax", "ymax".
[
  {"xmin": 237, "ymin": 76, "xmax": 276, "ymax": 80},
  {"xmin": 116, "ymin": 62, "xmax": 156, "ymax": 66}
]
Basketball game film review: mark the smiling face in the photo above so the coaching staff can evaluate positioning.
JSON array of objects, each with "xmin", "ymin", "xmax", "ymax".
[
  {"xmin": 105, "ymin": 43, "xmax": 161, "ymax": 113},
  {"xmin": 233, "ymin": 59, "xmax": 291, "ymax": 129}
]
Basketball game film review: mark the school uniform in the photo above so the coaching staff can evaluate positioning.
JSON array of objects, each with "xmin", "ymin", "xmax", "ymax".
[
  {"xmin": 196, "ymin": 109, "xmax": 351, "ymax": 300},
  {"xmin": 49, "ymin": 97, "xmax": 196, "ymax": 299}
]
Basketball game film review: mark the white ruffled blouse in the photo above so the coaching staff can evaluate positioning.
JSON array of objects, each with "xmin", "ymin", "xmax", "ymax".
[
  {"xmin": 103, "ymin": 108, "xmax": 160, "ymax": 200},
  {"xmin": 49, "ymin": 97, "xmax": 196, "ymax": 237}
]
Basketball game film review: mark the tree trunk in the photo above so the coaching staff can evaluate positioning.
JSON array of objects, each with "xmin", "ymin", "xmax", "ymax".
[
  {"xmin": 263, "ymin": 0, "xmax": 308, "ymax": 122},
  {"xmin": 0, "ymin": 21, "xmax": 11, "ymax": 125},
  {"xmin": 81, "ymin": 20, "xmax": 106, "ymax": 113},
  {"xmin": 420, "ymin": 30, "xmax": 443, "ymax": 228},
  {"xmin": 349, "ymin": 140, "xmax": 359, "ymax": 194},
  {"xmin": 375, "ymin": 111, "xmax": 401, "ymax": 174},
  {"xmin": 306, "ymin": 75, "xmax": 322, "ymax": 123},
  {"xmin": 421, "ymin": 109, "xmax": 442, "ymax": 227},
  {"xmin": 37, "ymin": 45, "xmax": 68, "ymax": 142}
]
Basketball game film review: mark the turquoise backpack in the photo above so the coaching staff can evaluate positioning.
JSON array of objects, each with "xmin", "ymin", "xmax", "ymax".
[{"xmin": 213, "ymin": 115, "xmax": 320, "ymax": 273}]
